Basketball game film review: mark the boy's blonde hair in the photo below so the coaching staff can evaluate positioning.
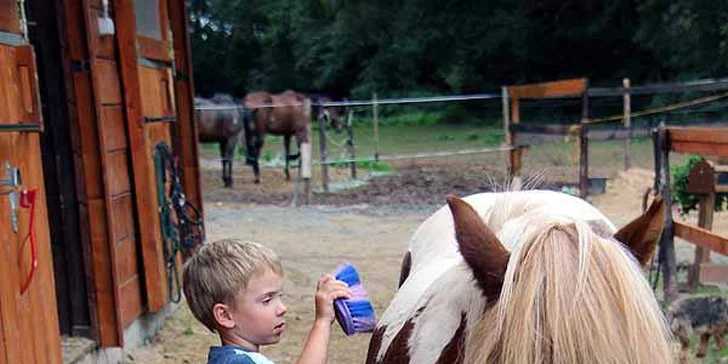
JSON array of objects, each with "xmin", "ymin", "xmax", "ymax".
[{"xmin": 183, "ymin": 239, "xmax": 283, "ymax": 331}]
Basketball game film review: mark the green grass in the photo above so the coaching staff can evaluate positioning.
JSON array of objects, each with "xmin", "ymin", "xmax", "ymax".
[
  {"xmin": 199, "ymin": 122, "xmax": 506, "ymax": 164},
  {"xmin": 329, "ymin": 160, "xmax": 392, "ymax": 172}
]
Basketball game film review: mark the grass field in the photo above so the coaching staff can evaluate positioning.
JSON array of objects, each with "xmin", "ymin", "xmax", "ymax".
[{"xmin": 199, "ymin": 123, "xmax": 505, "ymax": 161}]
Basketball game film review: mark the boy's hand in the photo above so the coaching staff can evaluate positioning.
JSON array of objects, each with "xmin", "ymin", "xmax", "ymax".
[{"xmin": 314, "ymin": 274, "xmax": 351, "ymax": 323}]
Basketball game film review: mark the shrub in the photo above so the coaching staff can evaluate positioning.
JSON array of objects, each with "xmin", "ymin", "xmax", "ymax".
[{"xmin": 671, "ymin": 155, "xmax": 728, "ymax": 216}]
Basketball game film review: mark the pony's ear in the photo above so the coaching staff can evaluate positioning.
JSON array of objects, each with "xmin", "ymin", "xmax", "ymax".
[
  {"xmin": 613, "ymin": 195, "xmax": 665, "ymax": 267},
  {"xmin": 447, "ymin": 195, "xmax": 510, "ymax": 302}
]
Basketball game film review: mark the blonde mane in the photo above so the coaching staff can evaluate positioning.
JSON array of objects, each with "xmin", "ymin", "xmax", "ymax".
[
  {"xmin": 464, "ymin": 217, "xmax": 673, "ymax": 363},
  {"xmin": 368, "ymin": 191, "xmax": 673, "ymax": 364}
]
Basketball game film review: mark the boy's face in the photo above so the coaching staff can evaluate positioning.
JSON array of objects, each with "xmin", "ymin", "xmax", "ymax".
[{"xmin": 230, "ymin": 268, "xmax": 287, "ymax": 349}]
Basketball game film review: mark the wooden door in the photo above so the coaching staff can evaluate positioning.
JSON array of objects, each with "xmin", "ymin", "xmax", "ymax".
[
  {"xmin": 0, "ymin": 3, "xmax": 62, "ymax": 363},
  {"xmin": 74, "ymin": 0, "xmax": 144, "ymax": 345}
]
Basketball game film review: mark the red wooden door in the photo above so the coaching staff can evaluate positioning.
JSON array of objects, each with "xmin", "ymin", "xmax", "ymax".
[{"xmin": 0, "ymin": 4, "xmax": 62, "ymax": 363}]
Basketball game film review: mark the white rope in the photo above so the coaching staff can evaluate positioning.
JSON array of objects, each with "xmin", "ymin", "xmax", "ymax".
[
  {"xmin": 318, "ymin": 93, "xmax": 501, "ymax": 107},
  {"xmin": 194, "ymin": 105, "xmax": 243, "ymax": 111},
  {"xmin": 319, "ymin": 145, "xmax": 514, "ymax": 165},
  {"xmin": 194, "ymin": 103, "xmax": 309, "ymax": 111}
]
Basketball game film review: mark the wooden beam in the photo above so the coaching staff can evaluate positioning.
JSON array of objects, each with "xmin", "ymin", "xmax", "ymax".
[
  {"xmin": 507, "ymin": 78, "xmax": 587, "ymax": 99},
  {"xmin": 589, "ymin": 77, "xmax": 728, "ymax": 97},
  {"xmin": 665, "ymin": 126, "xmax": 728, "ymax": 157},
  {"xmin": 675, "ymin": 221, "xmax": 728, "ymax": 257},
  {"xmin": 668, "ymin": 127, "xmax": 728, "ymax": 145},
  {"xmin": 81, "ymin": 0, "xmax": 124, "ymax": 345},
  {"xmin": 671, "ymin": 141, "xmax": 728, "ymax": 158},
  {"xmin": 168, "ymin": 0, "xmax": 204, "ymax": 221},
  {"xmin": 113, "ymin": 0, "xmax": 168, "ymax": 312}
]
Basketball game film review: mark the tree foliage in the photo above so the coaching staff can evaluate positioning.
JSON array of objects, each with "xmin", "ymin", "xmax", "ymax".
[{"xmin": 187, "ymin": 0, "xmax": 728, "ymax": 99}]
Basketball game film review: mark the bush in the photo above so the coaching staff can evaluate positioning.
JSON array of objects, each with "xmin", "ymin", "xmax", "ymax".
[{"xmin": 671, "ymin": 155, "xmax": 728, "ymax": 216}]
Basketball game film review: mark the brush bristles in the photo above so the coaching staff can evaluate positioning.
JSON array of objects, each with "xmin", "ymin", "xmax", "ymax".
[
  {"xmin": 331, "ymin": 263, "xmax": 377, "ymax": 335},
  {"xmin": 333, "ymin": 264, "xmax": 361, "ymax": 286}
]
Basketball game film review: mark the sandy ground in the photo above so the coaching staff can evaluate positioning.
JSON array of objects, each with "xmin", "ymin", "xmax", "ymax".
[{"xmin": 126, "ymin": 160, "xmax": 728, "ymax": 363}]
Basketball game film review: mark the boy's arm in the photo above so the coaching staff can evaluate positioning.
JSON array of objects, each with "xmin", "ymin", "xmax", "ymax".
[{"xmin": 295, "ymin": 274, "xmax": 351, "ymax": 364}]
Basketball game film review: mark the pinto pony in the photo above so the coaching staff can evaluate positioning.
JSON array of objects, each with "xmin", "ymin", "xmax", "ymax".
[
  {"xmin": 243, "ymin": 90, "xmax": 342, "ymax": 183},
  {"xmin": 366, "ymin": 190, "xmax": 674, "ymax": 364}
]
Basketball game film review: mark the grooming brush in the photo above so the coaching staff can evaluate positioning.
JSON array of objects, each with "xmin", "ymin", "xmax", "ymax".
[{"xmin": 331, "ymin": 263, "xmax": 377, "ymax": 335}]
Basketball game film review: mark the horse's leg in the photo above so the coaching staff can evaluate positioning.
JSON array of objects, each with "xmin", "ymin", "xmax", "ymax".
[
  {"xmin": 221, "ymin": 139, "xmax": 233, "ymax": 188},
  {"xmin": 714, "ymin": 326, "xmax": 726, "ymax": 350},
  {"xmin": 697, "ymin": 332, "xmax": 710, "ymax": 357},
  {"xmin": 284, "ymin": 134, "xmax": 291, "ymax": 180},
  {"xmin": 218, "ymin": 141, "xmax": 230, "ymax": 187},
  {"xmin": 251, "ymin": 135, "xmax": 262, "ymax": 184},
  {"xmin": 252, "ymin": 159, "xmax": 260, "ymax": 184},
  {"xmin": 225, "ymin": 137, "xmax": 238, "ymax": 188},
  {"xmin": 678, "ymin": 335, "xmax": 691, "ymax": 364}
]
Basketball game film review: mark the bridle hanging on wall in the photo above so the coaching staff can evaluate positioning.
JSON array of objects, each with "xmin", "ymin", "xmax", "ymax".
[{"xmin": 154, "ymin": 142, "xmax": 205, "ymax": 303}]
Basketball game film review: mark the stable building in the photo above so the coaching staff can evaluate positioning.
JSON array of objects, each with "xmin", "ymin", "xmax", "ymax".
[{"xmin": 0, "ymin": 0, "xmax": 203, "ymax": 362}]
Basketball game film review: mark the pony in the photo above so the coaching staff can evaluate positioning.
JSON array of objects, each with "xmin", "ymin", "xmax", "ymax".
[
  {"xmin": 242, "ymin": 90, "xmax": 342, "ymax": 183},
  {"xmin": 366, "ymin": 190, "xmax": 674, "ymax": 364},
  {"xmin": 195, "ymin": 94, "xmax": 249, "ymax": 188}
]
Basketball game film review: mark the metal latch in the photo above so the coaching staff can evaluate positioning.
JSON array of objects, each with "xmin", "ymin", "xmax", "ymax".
[{"xmin": 1, "ymin": 161, "xmax": 22, "ymax": 232}]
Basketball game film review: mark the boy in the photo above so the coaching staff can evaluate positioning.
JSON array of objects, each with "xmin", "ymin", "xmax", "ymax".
[{"xmin": 183, "ymin": 239, "xmax": 352, "ymax": 364}]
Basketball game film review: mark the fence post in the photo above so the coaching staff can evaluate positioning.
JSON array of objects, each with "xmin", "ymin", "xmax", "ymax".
[
  {"xmin": 346, "ymin": 108, "xmax": 357, "ymax": 179},
  {"xmin": 373, "ymin": 93, "xmax": 380, "ymax": 162},
  {"xmin": 302, "ymin": 99, "xmax": 313, "ymax": 205},
  {"xmin": 658, "ymin": 126, "xmax": 678, "ymax": 303},
  {"xmin": 318, "ymin": 104, "xmax": 329, "ymax": 192},
  {"xmin": 579, "ymin": 81, "xmax": 590, "ymax": 198},
  {"xmin": 505, "ymin": 87, "xmax": 522, "ymax": 191},
  {"xmin": 503, "ymin": 86, "xmax": 511, "ymax": 146},
  {"xmin": 686, "ymin": 160, "xmax": 716, "ymax": 290},
  {"xmin": 623, "ymin": 78, "xmax": 631, "ymax": 170}
]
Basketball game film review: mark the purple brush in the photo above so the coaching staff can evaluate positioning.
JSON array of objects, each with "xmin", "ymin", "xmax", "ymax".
[{"xmin": 331, "ymin": 263, "xmax": 377, "ymax": 336}]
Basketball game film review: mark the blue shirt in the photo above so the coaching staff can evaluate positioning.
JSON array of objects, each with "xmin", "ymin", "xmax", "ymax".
[{"xmin": 207, "ymin": 345, "xmax": 276, "ymax": 364}]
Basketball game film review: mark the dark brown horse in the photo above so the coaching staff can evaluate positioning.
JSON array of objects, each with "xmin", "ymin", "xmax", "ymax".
[
  {"xmin": 242, "ymin": 90, "xmax": 342, "ymax": 183},
  {"xmin": 196, "ymin": 94, "xmax": 248, "ymax": 188}
]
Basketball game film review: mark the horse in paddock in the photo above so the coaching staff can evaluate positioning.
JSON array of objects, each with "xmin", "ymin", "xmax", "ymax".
[
  {"xmin": 242, "ymin": 90, "xmax": 342, "ymax": 183},
  {"xmin": 196, "ymin": 94, "xmax": 249, "ymax": 188},
  {"xmin": 366, "ymin": 190, "xmax": 673, "ymax": 364}
]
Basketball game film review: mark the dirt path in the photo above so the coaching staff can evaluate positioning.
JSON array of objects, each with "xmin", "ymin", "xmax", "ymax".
[
  {"xmin": 127, "ymin": 164, "xmax": 728, "ymax": 363},
  {"xmin": 127, "ymin": 203, "xmax": 437, "ymax": 364}
]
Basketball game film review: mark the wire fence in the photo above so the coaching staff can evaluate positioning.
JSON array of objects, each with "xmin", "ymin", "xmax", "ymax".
[{"xmin": 196, "ymin": 76, "xmax": 728, "ymax": 194}]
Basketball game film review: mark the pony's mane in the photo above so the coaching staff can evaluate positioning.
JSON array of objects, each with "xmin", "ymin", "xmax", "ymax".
[{"xmin": 464, "ymin": 213, "xmax": 673, "ymax": 363}]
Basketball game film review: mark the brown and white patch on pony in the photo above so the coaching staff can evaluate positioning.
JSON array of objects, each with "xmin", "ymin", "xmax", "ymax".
[
  {"xmin": 373, "ymin": 264, "xmax": 486, "ymax": 363},
  {"xmin": 436, "ymin": 312, "xmax": 467, "ymax": 364}
]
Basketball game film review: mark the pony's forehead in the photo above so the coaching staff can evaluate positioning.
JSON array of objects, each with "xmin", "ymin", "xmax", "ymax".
[{"xmin": 459, "ymin": 191, "xmax": 614, "ymax": 250}]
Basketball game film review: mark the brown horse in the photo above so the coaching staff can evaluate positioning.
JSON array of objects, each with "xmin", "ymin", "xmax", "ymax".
[
  {"xmin": 242, "ymin": 90, "xmax": 342, "ymax": 183},
  {"xmin": 367, "ymin": 190, "xmax": 673, "ymax": 363},
  {"xmin": 196, "ymin": 94, "xmax": 248, "ymax": 188}
]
